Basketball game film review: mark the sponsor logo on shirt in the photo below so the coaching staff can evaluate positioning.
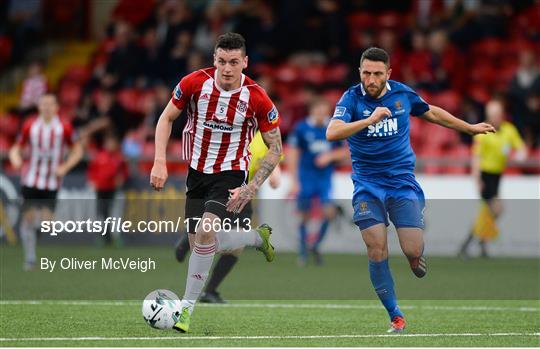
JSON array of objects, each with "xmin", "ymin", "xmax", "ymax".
[
  {"xmin": 268, "ymin": 106, "xmax": 278, "ymax": 124},
  {"xmin": 367, "ymin": 118, "xmax": 398, "ymax": 137},
  {"xmin": 333, "ymin": 106, "xmax": 347, "ymax": 118}
]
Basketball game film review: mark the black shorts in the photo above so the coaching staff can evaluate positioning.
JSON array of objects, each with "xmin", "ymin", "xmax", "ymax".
[
  {"xmin": 21, "ymin": 186, "xmax": 58, "ymax": 212},
  {"xmin": 185, "ymin": 167, "xmax": 253, "ymax": 234},
  {"xmin": 480, "ymin": 172, "xmax": 501, "ymax": 201}
]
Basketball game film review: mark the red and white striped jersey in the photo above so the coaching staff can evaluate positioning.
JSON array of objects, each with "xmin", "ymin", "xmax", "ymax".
[
  {"xmin": 16, "ymin": 116, "xmax": 76, "ymax": 190},
  {"xmin": 171, "ymin": 67, "xmax": 280, "ymax": 174}
]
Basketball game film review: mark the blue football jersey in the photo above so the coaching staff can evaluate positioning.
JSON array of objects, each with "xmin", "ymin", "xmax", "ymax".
[
  {"xmin": 288, "ymin": 118, "xmax": 338, "ymax": 180},
  {"xmin": 332, "ymin": 80, "xmax": 429, "ymax": 177}
]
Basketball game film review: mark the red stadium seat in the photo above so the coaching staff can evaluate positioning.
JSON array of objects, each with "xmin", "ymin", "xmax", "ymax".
[
  {"xmin": 117, "ymin": 89, "xmax": 144, "ymax": 113},
  {"xmin": 274, "ymin": 64, "xmax": 301, "ymax": 83},
  {"xmin": 430, "ymin": 91, "xmax": 462, "ymax": 115},
  {"xmin": 0, "ymin": 134, "xmax": 12, "ymax": 154},
  {"xmin": 302, "ymin": 64, "xmax": 326, "ymax": 85},
  {"xmin": 376, "ymin": 12, "xmax": 401, "ymax": 30},
  {"xmin": 468, "ymin": 84, "xmax": 491, "ymax": 105},
  {"xmin": 63, "ymin": 65, "xmax": 91, "ymax": 84},
  {"xmin": 347, "ymin": 13, "xmax": 374, "ymax": 30},
  {"xmin": 445, "ymin": 144, "xmax": 470, "ymax": 174},
  {"xmin": 472, "ymin": 38, "xmax": 504, "ymax": 60},
  {"xmin": 322, "ymin": 89, "xmax": 343, "ymax": 106},
  {"xmin": 58, "ymin": 81, "xmax": 82, "ymax": 108},
  {"xmin": 0, "ymin": 113, "xmax": 20, "ymax": 139},
  {"xmin": 420, "ymin": 147, "xmax": 444, "ymax": 174},
  {"xmin": 324, "ymin": 64, "xmax": 349, "ymax": 83}
]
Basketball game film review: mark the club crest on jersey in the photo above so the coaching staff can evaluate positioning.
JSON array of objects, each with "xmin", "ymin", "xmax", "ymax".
[
  {"xmin": 333, "ymin": 106, "xmax": 346, "ymax": 118},
  {"xmin": 237, "ymin": 100, "xmax": 248, "ymax": 113},
  {"xmin": 268, "ymin": 106, "xmax": 278, "ymax": 124},
  {"xmin": 394, "ymin": 100, "xmax": 405, "ymax": 115},
  {"xmin": 173, "ymin": 84, "xmax": 182, "ymax": 100}
]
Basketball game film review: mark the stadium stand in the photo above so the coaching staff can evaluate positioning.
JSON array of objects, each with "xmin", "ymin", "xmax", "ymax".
[{"xmin": 1, "ymin": 0, "xmax": 539, "ymax": 175}]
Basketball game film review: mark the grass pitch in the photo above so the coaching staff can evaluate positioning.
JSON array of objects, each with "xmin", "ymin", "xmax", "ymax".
[{"xmin": 0, "ymin": 245, "xmax": 538, "ymax": 347}]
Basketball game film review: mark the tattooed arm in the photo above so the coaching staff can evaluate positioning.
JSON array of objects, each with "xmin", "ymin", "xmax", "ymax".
[{"xmin": 226, "ymin": 127, "xmax": 283, "ymax": 213}]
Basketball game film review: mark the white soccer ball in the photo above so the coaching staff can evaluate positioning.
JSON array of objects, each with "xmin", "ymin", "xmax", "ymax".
[{"xmin": 142, "ymin": 289, "xmax": 181, "ymax": 329}]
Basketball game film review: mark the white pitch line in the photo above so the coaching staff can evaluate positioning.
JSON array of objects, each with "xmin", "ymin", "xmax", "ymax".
[
  {"xmin": 0, "ymin": 333, "xmax": 538, "ymax": 342},
  {"xmin": 0, "ymin": 300, "xmax": 538, "ymax": 312}
]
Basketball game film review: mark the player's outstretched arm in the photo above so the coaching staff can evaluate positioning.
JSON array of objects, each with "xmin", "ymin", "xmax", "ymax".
[
  {"xmin": 421, "ymin": 105, "xmax": 496, "ymax": 135},
  {"xmin": 150, "ymin": 100, "xmax": 182, "ymax": 191},
  {"xmin": 226, "ymin": 127, "xmax": 283, "ymax": 213}
]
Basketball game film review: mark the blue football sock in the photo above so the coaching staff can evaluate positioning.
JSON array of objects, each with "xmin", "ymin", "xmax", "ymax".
[
  {"xmin": 299, "ymin": 222, "xmax": 308, "ymax": 259},
  {"xmin": 369, "ymin": 259, "xmax": 404, "ymax": 320},
  {"xmin": 313, "ymin": 219, "xmax": 329, "ymax": 250}
]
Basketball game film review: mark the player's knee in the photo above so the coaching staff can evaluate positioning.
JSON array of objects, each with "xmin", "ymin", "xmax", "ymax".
[
  {"xmin": 195, "ymin": 227, "xmax": 216, "ymax": 244},
  {"xmin": 403, "ymin": 245, "xmax": 423, "ymax": 259},
  {"xmin": 366, "ymin": 246, "xmax": 387, "ymax": 262}
]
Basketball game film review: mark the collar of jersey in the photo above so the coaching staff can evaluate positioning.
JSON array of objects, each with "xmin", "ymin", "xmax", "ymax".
[{"xmin": 213, "ymin": 70, "xmax": 246, "ymax": 94}]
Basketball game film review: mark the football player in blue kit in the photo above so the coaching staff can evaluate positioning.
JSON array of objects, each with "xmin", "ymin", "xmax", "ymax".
[
  {"xmin": 326, "ymin": 47, "xmax": 495, "ymax": 332},
  {"xmin": 288, "ymin": 99, "xmax": 348, "ymax": 266}
]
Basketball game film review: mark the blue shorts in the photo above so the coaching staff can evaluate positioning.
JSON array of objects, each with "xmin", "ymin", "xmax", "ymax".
[
  {"xmin": 352, "ymin": 174, "xmax": 425, "ymax": 231},
  {"xmin": 297, "ymin": 177, "xmax": 332, "ymax": 211}
]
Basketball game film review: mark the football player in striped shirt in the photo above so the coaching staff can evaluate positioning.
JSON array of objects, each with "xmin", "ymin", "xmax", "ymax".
[
  {"xmin": 9, "ymin": 94, "xmax": 83, "ymax": 270},
  {"xmin": 150, "ymin": 33, "xmax": 283, "ymax": 332}
]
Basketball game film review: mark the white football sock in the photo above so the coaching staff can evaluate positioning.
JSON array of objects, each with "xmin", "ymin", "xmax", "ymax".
[
  {"xmin": 215, "ymin": 229, "xmax": 262, "ymax": 252},
  {"xmin": 181, "ymin": 242, "xmax": 216, "ymax": 314}
]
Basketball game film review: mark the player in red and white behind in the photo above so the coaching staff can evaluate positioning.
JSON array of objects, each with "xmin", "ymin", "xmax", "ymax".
[
  {"xmin": 150, "ymin": 32, "xmax": 283, "ymax": 333},
  {"xmin": 9, "ymin": 94, "xmax": 83, "ymax": 270}
]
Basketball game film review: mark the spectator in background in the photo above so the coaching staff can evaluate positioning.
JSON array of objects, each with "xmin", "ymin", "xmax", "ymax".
[
  {"xmin": 140, "ymin": 27, "xmax": 164, "ymax": 87},
  {"xmin": 78, "ymin": 89, "xmax": 128, "ymax": 147},
  {"xmin": 458, "ymin": 99, "xmax": 527, "ymax": 259},
  {"xmin": 403, "ymin": 30, "xmax": 432, "ymax": 89},
  {"xmin": 192, "ymin": 1, "xmax": 236, "ymax": 57},
  {"xmin": 19, "ymin": 61, "xmax": 47, "ymax": 115},
  {"xmin": 88, "ymin": 132, "xmax": 128, "ymax": 246},
  {"xmin": 103, "ymin": 22, "xmax": 143, "ymax": 89},
  {"xmin": 426, "ymin": 29, "xmax": 463, "ymax": 92},
  {"xmin": 377, "ymin": 30, "xmax": 405, "ymax": 81},
  {"xmin": 164, "ymin": 30, "xmax": 192, "ymax": 86},
  {"xmin": 508, "ymin": 50, "xmax": 540, "ymax": 146}
]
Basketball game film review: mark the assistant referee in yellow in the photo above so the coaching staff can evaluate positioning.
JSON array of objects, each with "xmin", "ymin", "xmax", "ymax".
[{"xmin": 459, "ymin": 99, "xmax": 527, "ymax": 258}]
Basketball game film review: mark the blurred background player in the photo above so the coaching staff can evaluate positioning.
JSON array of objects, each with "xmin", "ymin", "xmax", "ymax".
[
  {"xmin": 87, "ymin": 131, "xmax": 129, "ymax": 246},
  {"xmin": 458, "ymin": 99, "xmax": 527, "ymax": 258},
  {"xmin": 150, "ymin": 33, "xmax": 282, "ymax": 332},
  {"xmin": 175, "ymin": 130, "xmax": 282, "ymax": 304},
  {"xmin": 8, "ymin": 94, "xmax": 83, "ymax": 270},
  {"xmin": 327, "ymin": 47, "xmax": 495, "ymax": 333},
  {"xmin": 287, "ymin": 98, "xmax": 348, "ymax": 266}
]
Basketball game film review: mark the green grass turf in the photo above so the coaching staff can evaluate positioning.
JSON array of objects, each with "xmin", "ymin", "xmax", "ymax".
[{"xmin": 0, "ymin": 245, "xmax": 539, "ymax": 346}]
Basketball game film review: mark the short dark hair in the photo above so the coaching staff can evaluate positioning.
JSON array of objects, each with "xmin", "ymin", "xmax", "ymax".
[
  {"xmin": 215, "ymin": 32, "xmax": 246, "ymax": 54},
  {"xmin": 360, "ymin": 47, "xmax": 390, "ymax": 67}
]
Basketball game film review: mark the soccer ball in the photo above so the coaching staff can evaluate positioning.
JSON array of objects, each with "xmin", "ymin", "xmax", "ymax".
[{"xmin": 142, "ymin": 289, "xmax": 181, "ymax": 329}]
